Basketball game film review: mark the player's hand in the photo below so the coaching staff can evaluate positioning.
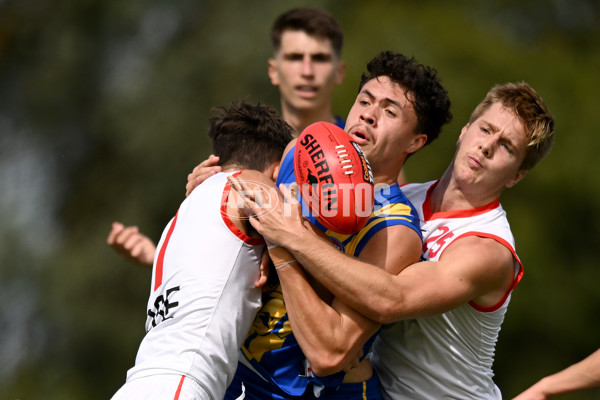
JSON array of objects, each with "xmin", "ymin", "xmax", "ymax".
[
  {"xmin": 185, "ymin": 154, "xmax": 222, "ymax": 197},
  {"xmin": 341, "ymin": 349, "xmax": 363, "ymax": 373},
  {"xmin": 227, "ymin": 176, "xmax": 305, "ymax": 248},
  {"xmin": 107, "ymin": 222, "xmax": 156, "ymax": 267},
  {"xmin": 254, "ymin": 250, "xmax": 270, "ymax": 288}
]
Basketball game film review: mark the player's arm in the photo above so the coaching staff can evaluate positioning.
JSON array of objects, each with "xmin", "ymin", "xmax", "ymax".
[
  {"xmin": 273, "ymin": 223, "xmax": 422, "ymax": 376},
  {"xmin": 290, "ymin": 227, "xmax": 515, "ymax": 323},
  {"xmin": 511, "ymin": 348, "xmax": 600, "ymax": 400},
  {"xmin": 236, "ymin": 181, "xmax": 516, "ymax": 323}
]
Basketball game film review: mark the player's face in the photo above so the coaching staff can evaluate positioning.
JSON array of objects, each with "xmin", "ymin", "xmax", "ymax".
[
  {"xmin": 345, "ymin": 76, "xmax": 422, "ymax": 183},
  {"xmin": 454, "ymin": 102, "xmax": 528, "ymax": 195},
  {"xmin": 268, "ymin": 30, "xmax": 344, "ymax": 113}
]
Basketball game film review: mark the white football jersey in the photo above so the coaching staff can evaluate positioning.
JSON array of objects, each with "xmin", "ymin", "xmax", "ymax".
[
  {"xmin": 372, "ymin": 180, "xmax": 523, "ymax": 400},
  {"xmin": 126, "ymin": 172, "xmax": 264, "ymax": 400}
]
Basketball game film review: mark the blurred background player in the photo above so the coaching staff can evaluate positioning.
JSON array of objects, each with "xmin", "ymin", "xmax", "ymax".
[
  {"xmin": 107, "ymin": 7, "xmax": 346, "ymax": 266},
  {"xmin": 110, "ymin": 101, "xmax": 293, "ymax": 400}
]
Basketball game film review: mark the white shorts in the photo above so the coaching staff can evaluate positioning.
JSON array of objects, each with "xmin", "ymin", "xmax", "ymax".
[{"xmin": 110, "ymin": 374, "xmax": 210, "ymax": 400}]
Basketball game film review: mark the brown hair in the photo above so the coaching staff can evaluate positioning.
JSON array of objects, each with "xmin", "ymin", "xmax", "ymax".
[
  {"xmin": 209, "ymin": 101, "xmax": 293, "ymax": 171},
  {"xmin": 271, "ymin": 8, "xmax": 343, "ymax": 58}
]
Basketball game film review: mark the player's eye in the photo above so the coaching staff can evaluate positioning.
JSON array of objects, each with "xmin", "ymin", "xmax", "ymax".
[
  {"xmin": 501, "ymin": 142, "xmax": 514, "ymax": 154},
  {"xmin": 311, "ymin": 54, "xmax": 332, "ymax": 63},
  {"xmin": 285, "ymin": 54, "xmax": 304, "ymax": 61}
]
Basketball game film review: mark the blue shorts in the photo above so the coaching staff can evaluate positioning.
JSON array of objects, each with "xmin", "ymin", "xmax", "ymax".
[{"xmin": 224, "ymin": 362, "xmax": 381, "ymax": 400}]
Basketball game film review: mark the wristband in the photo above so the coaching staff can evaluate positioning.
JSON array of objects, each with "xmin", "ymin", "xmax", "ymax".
[{"xmin": 275, "ymin": 260, "xmax": 297, "ymax": 270}]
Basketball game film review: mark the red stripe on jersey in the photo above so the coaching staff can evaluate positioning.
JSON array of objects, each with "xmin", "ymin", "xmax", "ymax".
[
  {"xmin": 154, "ymin": 210, "xmax": 179, "ymax": 291},
  {"xmin": 445, "ymin": 232, "xmax": 523, "ymax": 312},
  {"xmin": 173, "ymin": 375, "xmax": 185, "ymax": 399},
  {"xmin": 422, "ymin": 180, "xmax": 500, "ymax": 221},
  {"xmin": 221, "ymin": 171, "xmax": 264, "ymax": 246}
]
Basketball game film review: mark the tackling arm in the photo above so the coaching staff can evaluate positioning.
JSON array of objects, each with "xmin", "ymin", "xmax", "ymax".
[{"xmin": 267, "ymin": 222, "xmax": 421, "ymax": 376}]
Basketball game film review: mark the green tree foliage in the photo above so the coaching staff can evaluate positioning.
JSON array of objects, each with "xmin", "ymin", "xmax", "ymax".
[{"xmin": 0, "ymin": 0, "xmax": 598, "ymax": 398}]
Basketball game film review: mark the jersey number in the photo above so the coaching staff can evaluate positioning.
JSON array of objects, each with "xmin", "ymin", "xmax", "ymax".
[
  {"xmin": 423, "ymin": 226, "xmax": 454, "ymax": 259},
  {"xmin": 147, "ymin": 286, "xmax": 180, "ymax": 329}
]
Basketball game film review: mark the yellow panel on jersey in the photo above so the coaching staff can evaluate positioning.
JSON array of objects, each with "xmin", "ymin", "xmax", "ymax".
[
  {"xmin": 241, "ymin": 285, "xmax": 292, "ymax": 363},
  {"xmin": 327, "ymin": 196, "xmax": 422, "ymax": 257}
]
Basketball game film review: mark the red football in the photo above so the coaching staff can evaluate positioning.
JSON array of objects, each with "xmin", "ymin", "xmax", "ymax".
[{"xmin": 294, "ymin": 121, "xmax": 374, "ymax": 234}]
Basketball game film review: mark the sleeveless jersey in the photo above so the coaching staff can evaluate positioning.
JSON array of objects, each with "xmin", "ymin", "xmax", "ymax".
[
  {"xmin": 127, "ymin": 172, "xmax": 265, "ymax": 400},
  {"xmin": 235, "ymin": 150, "xmax": 422, "ymax": 397},
  {"xmin": 371, "ymin": 180, "xmax": 523, "ymax": 400}
]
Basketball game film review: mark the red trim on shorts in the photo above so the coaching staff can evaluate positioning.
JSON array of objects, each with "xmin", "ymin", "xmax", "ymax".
[
  {"xmin": 154, "ymin": 210, "xmax": 179, "ymax": 291},
  {"xmin": 173, "ymin": 375, "xmax": 185, "ymax": 400}
]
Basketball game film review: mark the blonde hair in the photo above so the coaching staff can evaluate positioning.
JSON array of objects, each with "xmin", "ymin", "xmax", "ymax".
[{"xmin": 469, "ymin": 82, "xmax": 554, "ymax": 171}]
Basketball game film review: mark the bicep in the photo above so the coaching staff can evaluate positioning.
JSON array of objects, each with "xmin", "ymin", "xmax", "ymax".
[
  {"xmin": 357, "ymin": 224, "xmax": 422, "ymax": 275},
  {"xmin": 389, "ymin": 236, "xmax": 516, "ymax": 317}
]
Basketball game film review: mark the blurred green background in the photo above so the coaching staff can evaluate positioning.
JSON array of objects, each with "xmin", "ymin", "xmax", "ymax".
[{"xmin": 0, "ymin": 0, "xmax": 598, "ymax": 398}]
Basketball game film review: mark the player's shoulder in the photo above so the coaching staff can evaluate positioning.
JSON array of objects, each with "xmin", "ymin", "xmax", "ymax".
[
  {"xmin": 444, "ymin": 235, "xmax": 513, "ymax": 269},
  {"xmin": 284, "ymin": 138, "xmax": 297, "ymax": 154}
]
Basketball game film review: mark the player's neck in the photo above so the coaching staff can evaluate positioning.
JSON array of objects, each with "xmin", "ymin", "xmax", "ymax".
[
  {"xmin": 221, "ymin": 164, "xmax": 243, "ymax": 173},
  {"xmin": 431, "ymin": 166, "xmax": 499, "ymax": 213}
]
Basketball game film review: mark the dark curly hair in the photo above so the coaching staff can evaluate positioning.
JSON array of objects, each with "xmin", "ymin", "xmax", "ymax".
[
  {"xmin": 359, "ymin": 51, "xmax": 452, "ymax": 146},
  {"xmin": 209, "ymin": 101, "xmax": 293, "ymax": 171}
]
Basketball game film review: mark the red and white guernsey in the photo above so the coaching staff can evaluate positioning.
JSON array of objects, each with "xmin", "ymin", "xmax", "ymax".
[
  {"xmin": 125, "ymin": 172, "xmax": 264, "ymax": 400},
  {"xmin": 371, "ymin": 180, "xmax": 523, "ymax": 400}
]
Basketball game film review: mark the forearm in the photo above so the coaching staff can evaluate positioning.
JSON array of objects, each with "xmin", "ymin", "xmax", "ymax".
[
  {"xmin": 513, "ymin": 349, "xmax": 600, "ymax": 399},
  {"xmin": 278, "ymin": 264, "xmax": 369, "ymax": 375},
  {"xmin": 285, "ymin": 228, "xmax": 405, "ymax": 323},
  {"xmin": 269, "ymin": 246, "xmax": 370, "ymax": 375},
  {"xmin": 541, "ymin": 349, "xmax": 600, "ymax": 395}
]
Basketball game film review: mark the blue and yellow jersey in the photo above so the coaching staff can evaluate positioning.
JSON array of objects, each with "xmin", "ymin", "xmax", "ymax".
[{"xmin": 239, "ymin": 144, "xmax": 422, "ymax": 396}]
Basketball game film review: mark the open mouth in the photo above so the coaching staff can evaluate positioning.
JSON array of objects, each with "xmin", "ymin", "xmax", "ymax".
[
  {"xmin": 296, "ymin": 85, "xmax": 318, "ymax": 97},
  {"xmin": 349, "ymin": 130, "xmax": 369, "ymax": 145}
]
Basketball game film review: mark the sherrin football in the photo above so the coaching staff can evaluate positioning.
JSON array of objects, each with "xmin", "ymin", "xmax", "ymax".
[{"xmin": 294, "ymin": 121, "xmax": 375, "ymax": 234}]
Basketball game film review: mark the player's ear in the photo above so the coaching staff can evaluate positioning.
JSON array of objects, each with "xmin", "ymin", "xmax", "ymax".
[
  {"xmin": 272, "ymin": 163, "xmax": 281, "ymax": 183},
  {"xmin": 506, "ymin": 169, "xmax": 528, "ymax": 188},
  {"xmin": 334, "ymin": 60, "xmax": 346, "ymax": 86},
  {"xmin": 458, "ymin": 123, "xmax": 470, "ymax": 141},
  {"xmin": 407, "ymin": 133, "xmax": 428, "ymax": 155},
  {"xmin": 263, "ymin": 161, "xmax": 280, "ymax": 182},
  {"xmin": 268, "ymin": 58, "xmax": 279, "ymax": 86}
]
